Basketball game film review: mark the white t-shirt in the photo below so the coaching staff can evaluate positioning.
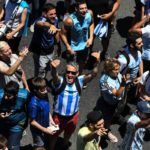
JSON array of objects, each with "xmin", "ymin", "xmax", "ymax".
[
  {"xmin": 140, "ymin": 71, "xmax": 150, "ymax": 96},
  {"xmin": 0, "ymin": 54, "xmax": 23, "ymax": 88}
]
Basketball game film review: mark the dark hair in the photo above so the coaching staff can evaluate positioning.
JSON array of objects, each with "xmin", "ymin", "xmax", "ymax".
[
  {"xmin": 4, "ymin": 81, "xmax": 19, "ymax": 95},
  {"xmin": 32, "ymin": 77, "xmax": 47, "ymax": 91},
  {"xmin": 42, "ymin": 3, "xmax": 56, "ymax": 13},
  {"xmin": 126, "ymin": 32, "xmax": 141, "ymax": 46},
  {"xmin": 87, "ymin": 111, "xmax": 103, "ymax": 124},
  {"xmin": 75, "ymin": 0, "xmax": 86, "ymax": 8},
  {"xmin": 0, "ymin": 135, "xmax": 7, "ymax": 150}
]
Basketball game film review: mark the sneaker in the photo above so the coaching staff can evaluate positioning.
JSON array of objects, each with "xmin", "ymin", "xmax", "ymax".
[
  {"xmin": 22, "ymin": 130, "xmax": 27, "ymax": 136},
  {"xmin": 83, "ymin": 83, "xmax": 87, "ymax": 89},
  {"xmin": 110, "ymin": 24, "xmax": 116, "ymax": 34},
  {"xmin": 62, "ymin": 142, "xmax": 72, "ymax": 150},
  {"xmin": 107, "ymin": 132, "xmax": 118, "ymax": 143},
  {"xmin": 30, "ymin": 23, "xmax": 35, "ymax": 33}
]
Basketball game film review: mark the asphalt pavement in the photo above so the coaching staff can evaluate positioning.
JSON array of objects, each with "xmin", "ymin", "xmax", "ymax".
[{"xmin": 1, "ymin": 0, "xmax": 150, "ymax": 150}]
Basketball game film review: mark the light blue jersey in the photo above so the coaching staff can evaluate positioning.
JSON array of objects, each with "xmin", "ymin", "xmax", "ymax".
[
  {"xmin": 120, "ymin": 112, "xmax": 146, "ymax": 150},
  {"xmin": 118, "ymin": 46, "xmax": 142, "ymax": 80},
  {"xmin": 99, "ymin": 73, "xmax": 123, "ymax": 105},
  {"xmin": 53, "ymin": 75, "xmax": 84, "ymax": 116},
  {"xmin": 70, "ymin": 11, "xmax": 92, "ymax": 51},
  {"xmin": 141, "ymin": 24, "xmax": 150, "ymax": 61}
]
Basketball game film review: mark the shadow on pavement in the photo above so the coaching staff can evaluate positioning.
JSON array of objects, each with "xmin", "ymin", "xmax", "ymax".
[
  {"xmin": 21, "ymin": 144, "xmax": 32, "ymax": 150},
  {"xmin": 116, "ymin": 16, "xmax": 134, "ymax": 38}
]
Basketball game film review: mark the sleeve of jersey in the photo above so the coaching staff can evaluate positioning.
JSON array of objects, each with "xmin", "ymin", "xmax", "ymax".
[
  {"xmin": 78, "ymin": 75, "xmax": 85, "ymax": 88},
  {"xmin": 117, "ymin": 54, "xmax": 128, "ymax": 72},
  {"xmin": 140, "ymin": 71, "xmax": 149, "ymax": 85},
  {"xmin": 28, "ymin": 98, "xmax": 38, "ymax": 119},
  {"xmin": 141, "ymin": 25, "xmax": 150, "ymax": 35},
  {"xmin": 100, "ymin": 82, "xmax": 115, "ymax": 102}
]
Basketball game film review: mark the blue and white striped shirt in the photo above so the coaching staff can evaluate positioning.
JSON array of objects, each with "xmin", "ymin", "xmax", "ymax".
[
  {"xmin": 100, "ymin": 73, "xmax": 123, "ymax": 105},
  {"xmin": 120, "ymin": 112, "xmax": 146, "ymax": 150},
  {"xmin": 53, "ymin": 75, "xmax": 85, "ymax": 116}
]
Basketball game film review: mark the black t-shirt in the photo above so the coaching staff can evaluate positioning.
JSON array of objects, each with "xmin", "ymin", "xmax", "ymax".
[{"xmin": 86, "ymin": 0, "xmax": 115, "ymax": 15}]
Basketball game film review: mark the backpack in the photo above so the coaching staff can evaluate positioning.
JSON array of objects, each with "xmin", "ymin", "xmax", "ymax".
[
  {"xmin": 116, "ymin": 50, "xmax": 130, "ymax": 74},
  {"xmin": 50, "ymin": 76, "xmax": 82, "ymax": 96}
]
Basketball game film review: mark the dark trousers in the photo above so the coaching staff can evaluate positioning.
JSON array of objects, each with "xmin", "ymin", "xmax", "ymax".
[
  {"xmin": 0, "ymin": 125, "xmax": 23, "ymax": 150},
  {"xmin": 30, "ymin": 0, "xmax": 46, "ymax": 24}
]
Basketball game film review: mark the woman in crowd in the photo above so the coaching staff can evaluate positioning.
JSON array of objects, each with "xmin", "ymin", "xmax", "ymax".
[{"xmin": 97, "ymin": 58, "xmax": 129, "ymax": 142}]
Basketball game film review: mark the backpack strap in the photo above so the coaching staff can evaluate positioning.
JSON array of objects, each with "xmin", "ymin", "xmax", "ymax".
[
  {"xmin": 74, "ymin": 78, "xmax": 82, "ymax": 96},
  {"xmin": 52, "ymin": 76, "xmax": 67, "ymax": 96},
  {"xmin": 116, "ymin": 50, "xmax": 130, "ymax": 74},
  {"xmin": 51, "ymin": 76, "xmax": 82, "ymax": 96}
]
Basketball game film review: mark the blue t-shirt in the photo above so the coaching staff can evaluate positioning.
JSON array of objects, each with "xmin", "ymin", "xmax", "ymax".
[
  {"xmin": 28, "ymin": 95, "xmax": 50, "ymax": 133},
  {"xmin": 70, "ymin": 11, "xmax": 92, "ymax": 51},
  {"xmin": 0, "ymin": 88, "xmax": 29, "ymax": 132},
  {"xmin": 99, "ymin": 73, "xmax": 123, "ymax": 105},
  {"xmin": 30, "ymin": 16, "xmax": 58, "ymax": 54}
]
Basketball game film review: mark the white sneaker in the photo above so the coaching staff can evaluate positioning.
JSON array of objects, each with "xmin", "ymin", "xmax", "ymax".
[
  {"xmin": 108, "ymin": 132, "xmax": 118, "ymax": 143},
  {"xmin": 30, "ymin": 23, "xmax": 35, "ymax": 33}
]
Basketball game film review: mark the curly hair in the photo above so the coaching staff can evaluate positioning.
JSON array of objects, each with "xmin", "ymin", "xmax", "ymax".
[{"xmin": 103, "ymin": 58, "xmax": 120, "ymax": 73}]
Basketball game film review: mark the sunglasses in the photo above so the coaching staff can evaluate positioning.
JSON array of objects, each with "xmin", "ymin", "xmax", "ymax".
[{"xmin": 66, "ymin": 71, "xmax": 77, "ymax": 75}]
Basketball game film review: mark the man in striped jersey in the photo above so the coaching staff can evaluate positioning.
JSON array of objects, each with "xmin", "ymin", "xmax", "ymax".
[{"xmin": 49, "ymin": 55, "xmax": 99, "ymax": 150}]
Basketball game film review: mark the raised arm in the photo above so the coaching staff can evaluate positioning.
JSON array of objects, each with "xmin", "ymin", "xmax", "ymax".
[
  {"xmin": 129, "ymin": 15, "xmax": 150, "ymax": 34},
  {"xmin": 0, "ymin": 48, "xmax": 28, "ymax": 76},
  {"xmin": 50, "ymin": 59, "xmax": 60, "ymax": 84},
  {"xmin": 36, "ymin": 20, "xmax": 60, "ymax": 34}
]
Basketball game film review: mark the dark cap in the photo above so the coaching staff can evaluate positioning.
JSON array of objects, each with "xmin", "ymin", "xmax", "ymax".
[
  {"xmin": 87, "ymin": 111, "xmax": 103, "ymax": 124},
  {"xmin": 137, "ymin": 101, "xmax": 150, "ymax": 114}
]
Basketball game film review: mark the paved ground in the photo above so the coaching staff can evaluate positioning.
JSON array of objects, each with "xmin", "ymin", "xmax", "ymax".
[{"xmin": 1, "ymin": 0, "xmax": 150, "ymax": 150}]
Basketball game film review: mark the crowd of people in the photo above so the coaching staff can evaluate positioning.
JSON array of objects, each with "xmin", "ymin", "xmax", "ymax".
[{"xmin": 0, "ymin": 0, "xmax": 150, "ymax": 150}]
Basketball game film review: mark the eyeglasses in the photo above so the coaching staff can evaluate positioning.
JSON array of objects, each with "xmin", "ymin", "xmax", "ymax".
[{"xmin": 66, "ymin": 71, "xmax": 77, "ymax": 75}]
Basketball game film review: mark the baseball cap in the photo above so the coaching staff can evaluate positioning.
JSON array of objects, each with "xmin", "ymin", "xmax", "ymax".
[{"xmin": 137, "ymin": 101, "xmax": 150, "ymax": 114}]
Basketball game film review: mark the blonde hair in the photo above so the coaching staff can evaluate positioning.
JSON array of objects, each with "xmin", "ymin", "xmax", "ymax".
[
  {"xmin": 103, "ymin": 58, "xmax": 120, "ymax": 73},
  {"xmin": 0, "ymin": 41, "xmax": 8, "ymax": 52}
]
